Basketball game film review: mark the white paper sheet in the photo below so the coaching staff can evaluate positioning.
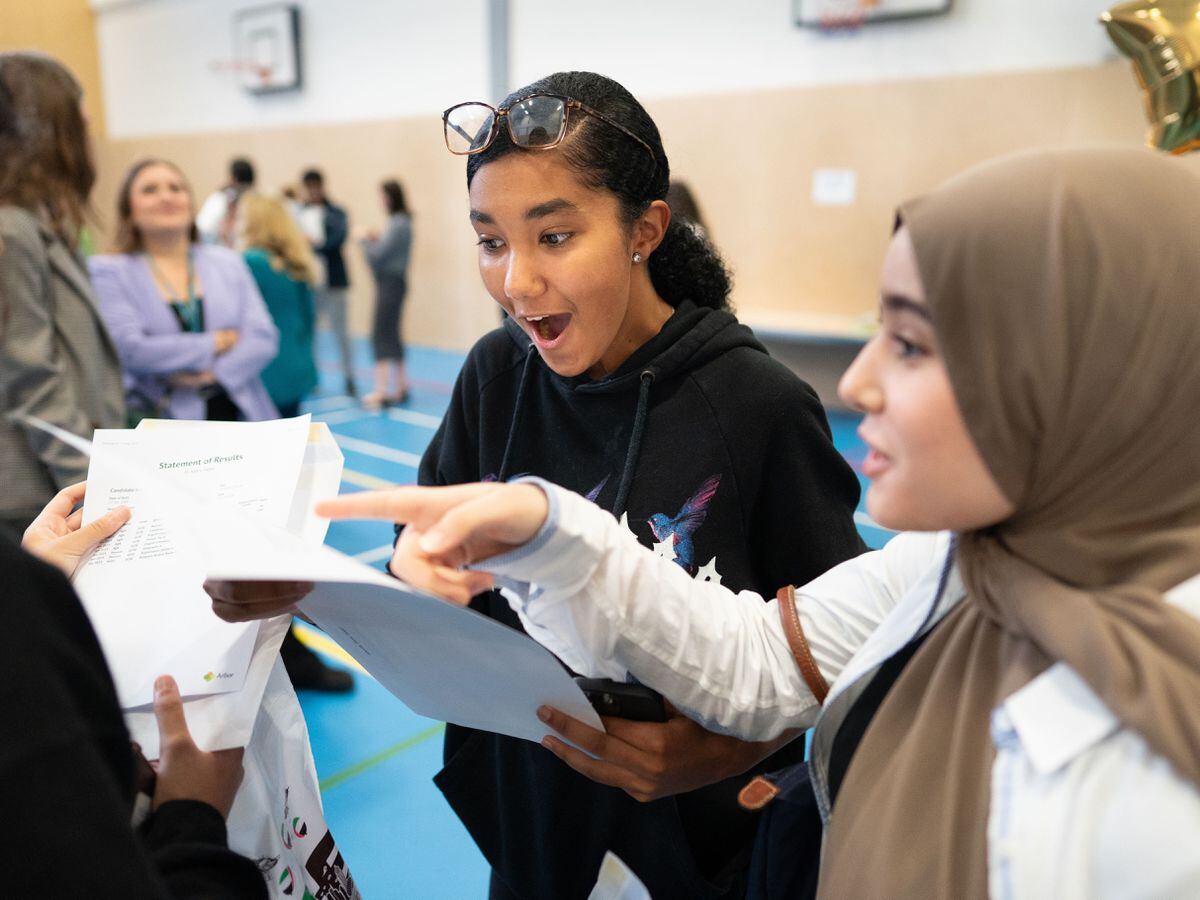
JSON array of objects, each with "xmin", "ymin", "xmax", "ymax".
[
  {"xmin": 123, "ymin": 420, "xmax": 343, "ymax": 755},
  {"xmin": 202, "ymin": 530, "xmax": 603, "ymax": 742},
  {"xmin": 73, "ymin": 416, "xmax": 311, "ymax": 708},
  {"xmin": 24, "ymin": 415, "xmax": 600, "ymax": 746},
  {"xmin": 137, "ymin": 418, "xmax": 343, "ymax": 547}
]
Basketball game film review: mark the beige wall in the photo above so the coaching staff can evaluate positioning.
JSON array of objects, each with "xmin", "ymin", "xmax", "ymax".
[
  {"xmin": 650, "ymin": 62, "xmax": 1149, "ymax": 323},
  {"xmin": 90, "ymin": 61, "xmax": 1151, "ymax": 351},
  {"xmin": 0, "ymin": 0, "xmax": 107, "ymax": 135}
]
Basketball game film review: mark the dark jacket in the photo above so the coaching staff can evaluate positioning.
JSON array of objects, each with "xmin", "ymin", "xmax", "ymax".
[
  {"xmin": 419, "ymin": 301, "xmax": 865, "ymax": 899},
  {"xmin": 309, "ymin": 200, "xmax": 349, "ymax": 288},
  {"xmin": 0, "ymin": 537, "xmax": 267, "ymax": 899}
]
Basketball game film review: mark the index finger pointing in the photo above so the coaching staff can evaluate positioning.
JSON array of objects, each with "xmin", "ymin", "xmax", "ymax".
[{"xmin": 316, "ymin": 484, "xmax": 497, "ymax": 527}]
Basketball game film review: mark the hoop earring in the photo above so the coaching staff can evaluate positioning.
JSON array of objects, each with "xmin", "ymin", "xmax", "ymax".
[{"xmin": 632, "ymin": 252, "xmax": 642, "ymax": 264}]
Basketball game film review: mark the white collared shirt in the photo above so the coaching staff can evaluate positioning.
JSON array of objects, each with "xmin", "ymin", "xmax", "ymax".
[{"xmin": 484, "ymin": 479, "xmax": 1200, "ymax": 897}]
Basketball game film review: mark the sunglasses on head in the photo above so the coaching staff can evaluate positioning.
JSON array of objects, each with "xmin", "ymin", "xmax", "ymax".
[{"xmin": 442, "ymin": 92, "xmax": 657, "ymax": 175}]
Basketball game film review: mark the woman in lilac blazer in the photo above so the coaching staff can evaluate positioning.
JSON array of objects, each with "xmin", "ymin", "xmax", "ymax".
[{"xmin": 89, "ymin": 158, "xmax": 279, "ymax": 423}]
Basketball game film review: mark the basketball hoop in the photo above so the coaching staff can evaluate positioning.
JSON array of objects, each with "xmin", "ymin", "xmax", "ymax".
[
  {"xmin": 814, "ymin": 0, "xmax": 879, "ymax": 33},
  {"xmin": 209, "ymin": 58, "xmax": 275, "ymax": 89}
]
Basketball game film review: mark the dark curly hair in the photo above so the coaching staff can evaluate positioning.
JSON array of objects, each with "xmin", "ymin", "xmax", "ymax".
[{"xmin": 465, "ymin": 71, "xmax": 731, "ymax": 311}]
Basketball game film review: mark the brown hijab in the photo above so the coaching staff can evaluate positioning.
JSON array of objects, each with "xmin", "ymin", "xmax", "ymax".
[{"xmin": 819, "ymin": 147, "xmax": 1200, "ymax": 899}]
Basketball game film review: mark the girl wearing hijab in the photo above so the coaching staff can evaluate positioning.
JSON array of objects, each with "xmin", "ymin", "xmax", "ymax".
[{"xmin": 312, "ymin": 146, "xmax": 1200, "ymax": 896}]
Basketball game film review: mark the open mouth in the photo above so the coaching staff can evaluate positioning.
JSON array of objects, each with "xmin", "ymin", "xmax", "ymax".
[
  {"xmin": 858, "ymin": 427, "xmax": 893, "ymax": 479},
  {"xmin": 524, "ymin": 313, "xmax": 572, "ymax": 347},
  {"xmin": 862, "ymin": 447, "xmax": 892, "ymax": 478}
]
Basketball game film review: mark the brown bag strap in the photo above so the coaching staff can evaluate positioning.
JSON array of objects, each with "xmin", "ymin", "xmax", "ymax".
[{"xmin": 777, "ymin": 585, "xmax": 829, "ymax": 705}]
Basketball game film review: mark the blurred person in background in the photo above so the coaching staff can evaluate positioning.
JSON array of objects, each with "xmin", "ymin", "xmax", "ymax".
[
  {"xmin": 196, "ymin": 156, "xmax": 256, "ymax": 248},
  {"xmin": 0, "ymin": 51, "xmax": 124, "ymax": 541},
  {"xmin": 239, "ymin": 193, "xmax": 319, "ymax": 419},
  {"xmin": 301, "ymin": 168, "xmax": 354, "ymax": 397},
  {"xmin": 89, "ymin": 158, "xmax": 279, "ymax": 424},
  {"xmin": 357, "ymin": 178, "xmax": 412, "ymax": 408}
]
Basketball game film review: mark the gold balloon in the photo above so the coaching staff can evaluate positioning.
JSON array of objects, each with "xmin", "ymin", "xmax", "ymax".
[{"xmin": 1102, "ymin": 1, "xmax": 1200, "ymax": 154}]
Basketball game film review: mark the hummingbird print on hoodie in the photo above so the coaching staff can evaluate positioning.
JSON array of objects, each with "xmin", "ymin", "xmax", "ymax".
[{"xmin": 647, "ymin": 474, "xmax": 721, "ymax": 574}]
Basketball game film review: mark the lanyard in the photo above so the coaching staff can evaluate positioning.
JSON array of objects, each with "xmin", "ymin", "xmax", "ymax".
[{"xmin": 146, "ymin": 250, "xmax": 202, "ymax": 332}]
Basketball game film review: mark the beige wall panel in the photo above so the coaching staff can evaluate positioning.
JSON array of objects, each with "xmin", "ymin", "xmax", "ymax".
[
  {"xmin": 649, "ymin": 61, "xmax": 1148, "ymax": 321},
  {"xmin": 90, "ymin": 62, "xmax": 1149, "ymax": 350},
  {"xmin": 1, "ymin": 0, "xmax": 107, "ymax": 135}
]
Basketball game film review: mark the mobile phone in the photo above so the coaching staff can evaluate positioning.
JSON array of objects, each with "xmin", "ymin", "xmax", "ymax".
[{"xmin": 574, "ymin": 677, "xmax": 668, "ymax": 723}]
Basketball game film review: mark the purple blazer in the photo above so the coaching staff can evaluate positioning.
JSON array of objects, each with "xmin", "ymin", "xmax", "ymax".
[{"xmin": 89, "ymin": 245, "xmax": 280, "ymax": 422}]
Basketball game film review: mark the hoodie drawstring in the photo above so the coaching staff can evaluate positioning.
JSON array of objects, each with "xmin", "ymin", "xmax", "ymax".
[
  {"xmin": 612, "ymin": 370, "xmax": 655, "ymax": 517},
  {"xmin": 498, "ymin": 344, "xmax": 538, "ymax": 481}
]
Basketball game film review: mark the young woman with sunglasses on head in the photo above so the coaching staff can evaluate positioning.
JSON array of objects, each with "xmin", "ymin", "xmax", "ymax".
[
  {"xmin": 211, "ymin": 71, "xmax": 863, "ymax": 897},
  {"xmin": 423, "ymin": 72, "xmax": 862, "ymax": 898},
  {"xmin": 319, "ymin": 147, "xmax": 1200, "ymax": 897}
]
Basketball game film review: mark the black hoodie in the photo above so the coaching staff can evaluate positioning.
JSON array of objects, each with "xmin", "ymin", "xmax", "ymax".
[{"xmin": 420, "ymin": 301, "xmax": 864, "ymax": 899}]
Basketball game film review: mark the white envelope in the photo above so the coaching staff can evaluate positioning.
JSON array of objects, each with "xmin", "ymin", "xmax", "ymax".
[
  {"xmin": 75, "ymin": 417, "xmax": 314, "ymax": 706},
  {"xmin": 125, "ymin": 419, "xmax": 344, "ymax": 754}
]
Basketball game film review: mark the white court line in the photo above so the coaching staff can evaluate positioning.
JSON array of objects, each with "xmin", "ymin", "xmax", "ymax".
[
  {"xmin": 315, "ymin": 406, "xmax": 444, "ymax": 429},
  {"xmin": 318, "ymin": 408, "xmax": 372, "ymax": 426},
  {"xmin": 854, "ymin": 510, "xmax": 894, "ymax": 533},
  {"xmin": 385, "ymin": 407, "xmax": 444, "ymax": 429},
  {"xmin": 304, "ymin": 394, "xmax": 354, "ymax": 412},
  {"xmin": 354, "ymin": 544, "xmax": 396, "ymax": 565},
  {"xmin": 334, "ymin": 433, "xmax": 422, "ymax": 468}
]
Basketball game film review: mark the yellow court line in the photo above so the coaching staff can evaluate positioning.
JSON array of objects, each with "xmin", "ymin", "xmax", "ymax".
[
  {"xmin": 319, "ymin": 723, "xmax": 445, "ymax": 792},
  {"xmin": 292, "ymin": 621, "xmax": 370, "ymax": 674}
]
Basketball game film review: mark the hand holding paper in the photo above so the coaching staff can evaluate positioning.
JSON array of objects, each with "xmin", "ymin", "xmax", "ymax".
[
  {"xmin": 205, "ymin": 577, "xmax": 314, "ymax": 622},
  {"xmin": 21, "ymin": 481, "xmax": 130, "ymax": 577},
  {"xmin": 151, "ymin": 674, "xmax": 244, "ymax": 817}
]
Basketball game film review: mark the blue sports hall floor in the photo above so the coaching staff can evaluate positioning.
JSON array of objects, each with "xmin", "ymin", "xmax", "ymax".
[{"xmin": 295, "ymin": 331, "xmax": 891, "ymax": 898}]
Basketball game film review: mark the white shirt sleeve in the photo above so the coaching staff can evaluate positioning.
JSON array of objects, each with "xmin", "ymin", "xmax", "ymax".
[
  {"xmin": 481, "ymin": 479, "xmax": 943, "ymax": 740},
  {"xmin": 194, "ymin": 191, "xmax": 228, "ymax": 243},
  {"xmin": 297, "ymin": 205, "xmax": 325, "ymax": 246}
]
